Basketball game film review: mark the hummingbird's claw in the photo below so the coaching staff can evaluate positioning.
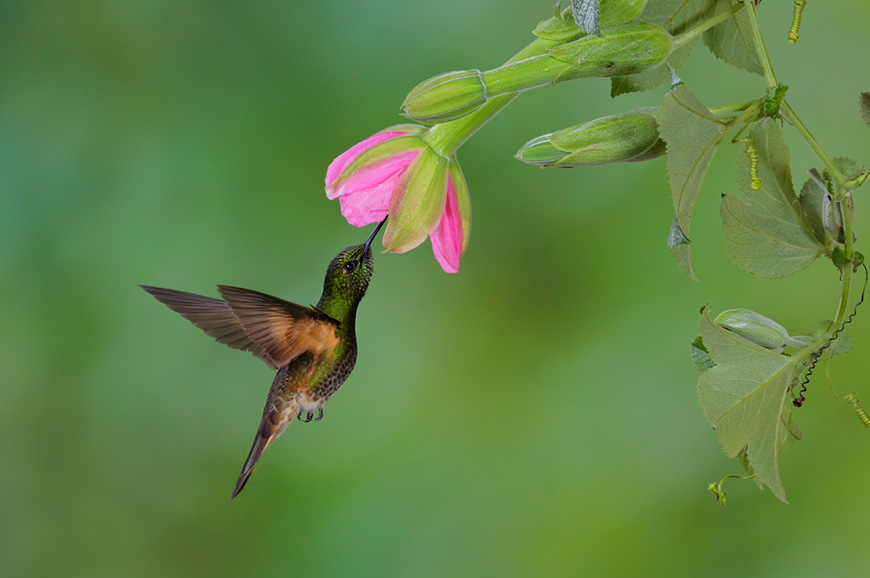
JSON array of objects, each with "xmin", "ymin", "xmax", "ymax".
[
  {"xmin": 298, "ymin": 411, "xmax": 314, "ymax": 423},
  {"xmin": 315, "ymin": 408, "xmax": 323, "ymax": 422}
]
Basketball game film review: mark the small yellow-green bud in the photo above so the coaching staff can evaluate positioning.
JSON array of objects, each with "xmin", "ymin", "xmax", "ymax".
[
  {"xmin": 714, "ymin": 309, "xmax": 793, "ymax": 352},
  {"xmin": 402, "ymin": 70, "xmax": 487, "ymax": 124},
  {"xmin": 853, "ymin": 251, "xmax": 865, "ymax": 271},
  {"xmin": 514, "ymin": 108, "xmax": 664, "ymax": 168}
]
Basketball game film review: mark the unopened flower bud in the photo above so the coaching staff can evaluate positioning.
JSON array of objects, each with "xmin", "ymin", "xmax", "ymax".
[
  {"xmin": 714, "ymin": 309, "xmax": 795, "ymax": 352},
  {"xmin": 547, "ymin": 22, "xmax": 673, "ymax": 81},
  {"xmin": 402, "ymin": 70, "xmax": 488, "ymax": 124},
  {"xmin": 515, "ymin": 108, "xmax": 664, "ymax": 167},
  {"xmin": 822, "ymin": 192, "xmax": 854, "ymax": 244}
]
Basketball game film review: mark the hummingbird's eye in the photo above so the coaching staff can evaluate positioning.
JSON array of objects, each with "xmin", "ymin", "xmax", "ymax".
[{"xmin": 343, "ymin": 261, "xmax": 357, "ymax": 273}]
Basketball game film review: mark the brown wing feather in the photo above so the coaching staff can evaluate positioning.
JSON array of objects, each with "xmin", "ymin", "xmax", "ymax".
[
  {"xmin": 140, "ymin": 285, "xmax": 273, "ymax": 363},
  {"xmin": 217, "ymin": 285, "xmax": 340, "ymax": 368}
]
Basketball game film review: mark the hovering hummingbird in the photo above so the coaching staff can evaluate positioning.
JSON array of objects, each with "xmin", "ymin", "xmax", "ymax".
[{"xmin": 141, "ymin": 220, "xmax": 384, "ymax": 498}]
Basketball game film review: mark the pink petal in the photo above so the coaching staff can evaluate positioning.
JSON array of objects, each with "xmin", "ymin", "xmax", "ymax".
[
  {"xmin": 429, "ymin": 176, "xmax": 464, "ymax": 273},
  {"xmin": 331, "ymin": 151, "xmax": 419, "ymax": 200},
  {"xmin": 340, "ymin": 171, "xmax": 402, "ymax": 227},
  {"xmin": 325, "ymin": 131, "xmax": 413, "ymax": 195},
  {"xmin": 337, "ymin": 150, "xmax": 420, "ymax": 227}
]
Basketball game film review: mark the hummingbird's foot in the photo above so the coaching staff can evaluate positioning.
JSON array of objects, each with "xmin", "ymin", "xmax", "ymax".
[
  {"xmin": 298, "ymin": 411, "xmax": 314, "ymax": 423},
  {"xmin": 314, "ymin": 408, "xmax": 323, "ymax": 422}
]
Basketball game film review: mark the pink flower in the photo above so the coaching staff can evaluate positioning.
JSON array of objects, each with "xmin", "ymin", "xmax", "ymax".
[{"xmin": 326, "ymin": 125, "xmax": 471, "ymax": 273}]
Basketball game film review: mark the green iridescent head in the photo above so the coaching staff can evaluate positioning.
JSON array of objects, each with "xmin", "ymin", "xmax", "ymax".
[{"xmin": 320, "ymin": 220, "xmax": 385, "ymax": 309}]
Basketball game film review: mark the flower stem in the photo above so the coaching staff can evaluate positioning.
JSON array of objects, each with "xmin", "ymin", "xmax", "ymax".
[
  {"xmin": 672, "ymin": 2, "xmax": 745, "ymax": 50},
  {"xmin": 425, "ymin": 35, "xmax": 567, "ymax": 155},
  {"xmin": 780, "ymin": 100, "xmax": 848, "ymax": 197},
  {"xmin": 744, "ymin": 0, "xmax": 778, "ymax": 92},
  {"xmin": 709, "ymin": 99, "xmax": 758, "ymax": 118}
]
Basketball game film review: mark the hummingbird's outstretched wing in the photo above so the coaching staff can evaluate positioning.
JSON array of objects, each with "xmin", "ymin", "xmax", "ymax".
[
  {"xmin": 141, "ymin": 285, "xmax": 261, "ymax": 356},
  {"xmin": 141, "ymin": 285, "xmax": 340, "ymax": 370},
  {"xmin": 217, "ymin": 285, "xmax": 340, "ymax": 369}
]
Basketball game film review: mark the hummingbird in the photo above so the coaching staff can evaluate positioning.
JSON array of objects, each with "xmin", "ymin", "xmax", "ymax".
[{"xmin": 141, "ymin": 220, "xmax": 384, "ymax": 498}]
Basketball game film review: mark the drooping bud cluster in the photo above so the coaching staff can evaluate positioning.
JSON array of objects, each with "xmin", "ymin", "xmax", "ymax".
[{"xmin": 325, "ymin": 0, "xmax": 730, "ymax": 273}]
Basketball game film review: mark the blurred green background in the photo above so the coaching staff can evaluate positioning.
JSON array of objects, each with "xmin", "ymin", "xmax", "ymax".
[{"xmin": 3, "ymin": 1, "xmax": 870, "ymax": 576}]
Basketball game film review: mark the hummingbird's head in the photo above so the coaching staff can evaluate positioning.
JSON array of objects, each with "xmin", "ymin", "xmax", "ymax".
[
  {"xmin": 324, "ymin": 242, "xmax": 375, "ymax": 297},
  {"xmin": 320, "ymin": 220, "xmax": 385, "ymax": 307}
]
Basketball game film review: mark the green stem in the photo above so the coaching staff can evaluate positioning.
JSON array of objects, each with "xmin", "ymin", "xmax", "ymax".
[
  {"xmin": 425, "ymin": 35, "xmax": 566, "ymax": 155},
  {"xmin": 780, "ymin": 100, "xmax": 848, "ymax": 196},
  {"xmin": 842, "ymin": 207, "xmax": 855, "ymax": 259},
  {"xmin": 834, "ymin": 265, "xmax": 854, "ymax": 330},
  {"xmin": 792, "ymin": 256, "xmax": 854, "ymax": 372},
  {"xmin": 672, "ymin": 2, "xmax": 744, "ymax": 50},
  {"xmin": 709, "ymin": 99, "xmax": 758, "ymax": 118},
  {"xmin": 726, "ymin": 100, "xmax": 764, "ymax": 129},
  {"xmin": 744, "ymin": 0, "xmax": 778, "ymax": 92}
]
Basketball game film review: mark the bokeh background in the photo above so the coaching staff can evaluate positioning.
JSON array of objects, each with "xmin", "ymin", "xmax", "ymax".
[{"xmin": 3, "ymin": 1, "xmax": 870, "ymax": 576}]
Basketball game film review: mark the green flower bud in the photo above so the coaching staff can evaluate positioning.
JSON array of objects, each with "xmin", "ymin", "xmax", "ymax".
[
  {"xmin": 515, "ymin": 108, "xmax": 664, "ymax": 167},
  {"xmin": 822, "ymin": 192, "xmax": 854, "ymax": 244},
  {"xmin": 714, "ymin": 309, "xmax": 795, "ymax": 352},
  {"xmin": 402, "ymin": 70, "xmax": 488, "ymax": 124},
  {"xmin": 853, "ymin": 251, "xmax": 865, "ymax": 271},
  {"xmin": 548, "ymin": 22, "xmax": 673, "ymax": 81}
]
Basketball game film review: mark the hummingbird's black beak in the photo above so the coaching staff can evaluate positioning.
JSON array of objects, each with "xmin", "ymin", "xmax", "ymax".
[{"xmin": 363, "ymin": 218, "xmax": 387, "ymax": 254}]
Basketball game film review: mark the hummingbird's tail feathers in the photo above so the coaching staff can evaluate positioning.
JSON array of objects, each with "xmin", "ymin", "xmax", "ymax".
[
  {"xmin": 140, "ymin": 285, "xmax": 266, "ymax": 362},
  {"xmin": 231, "ymin": 395, "xmax": 301, "ymax": 499},
  {"xmin": 233, "ymin": 427, "xmax": 270, "ymax": 499}
]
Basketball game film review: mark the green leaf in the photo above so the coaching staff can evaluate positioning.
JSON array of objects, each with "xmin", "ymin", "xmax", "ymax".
[
  {"xmin": 833, "ymin": 156, "xmax": 865, "ymax": 181},
  {"xmin": 860, "ymin": 93, "xmax": 870, "ymax": 127},
  {"xmin": 691, "ymin": 335, "xmax": 716, "ymax": 371},
  {"xmin": 610, "ymin": 40, "xmax": 695, "ymax": 97},
  {"xmin": 658, "ymin": 85, "xmax": 728, "ymax": 280},
  {"xmin": 721, "ymin": 120, "xmax": 826, "ymax": 278},
  {"xmin": 702, "ymin": 0, "xmax": 762, "ymax": 75},
  {"xmin": 611, "ymin": 0, "xmax": 716, "ymax": 96},
  {"xmin": 697, "ymin": 306, "xmax": 802, "ymax": 503},
  {"xmin": 572, "ymin": 0, "xmax": 600, "ymax": 35},
  {"xmin": 637, "ymin": 0, "xmax": 716, "ymax": 32},
  {"xmin": 807, "ymin": 320, "xmax": 853, "ymax": 358},
  {"xmin": 827, "ymin": 331, "xmax": 853, "ymax": 357}
]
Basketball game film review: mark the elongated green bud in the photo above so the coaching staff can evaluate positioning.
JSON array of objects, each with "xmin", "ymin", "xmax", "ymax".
[
  {"xmin": 515, "ymin": 108, "xmax": 664, "ymax": 167},
  {"xmin": 402, "ymin": 70, "xmax": 488, "ymax": 124},
  {"xmin": 714, "ymin": 309, "xmax": 802, "ymax": 352},
  {"xmin": 547, "ymin": 22, "xmax": 673, "ymax": 80}
]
